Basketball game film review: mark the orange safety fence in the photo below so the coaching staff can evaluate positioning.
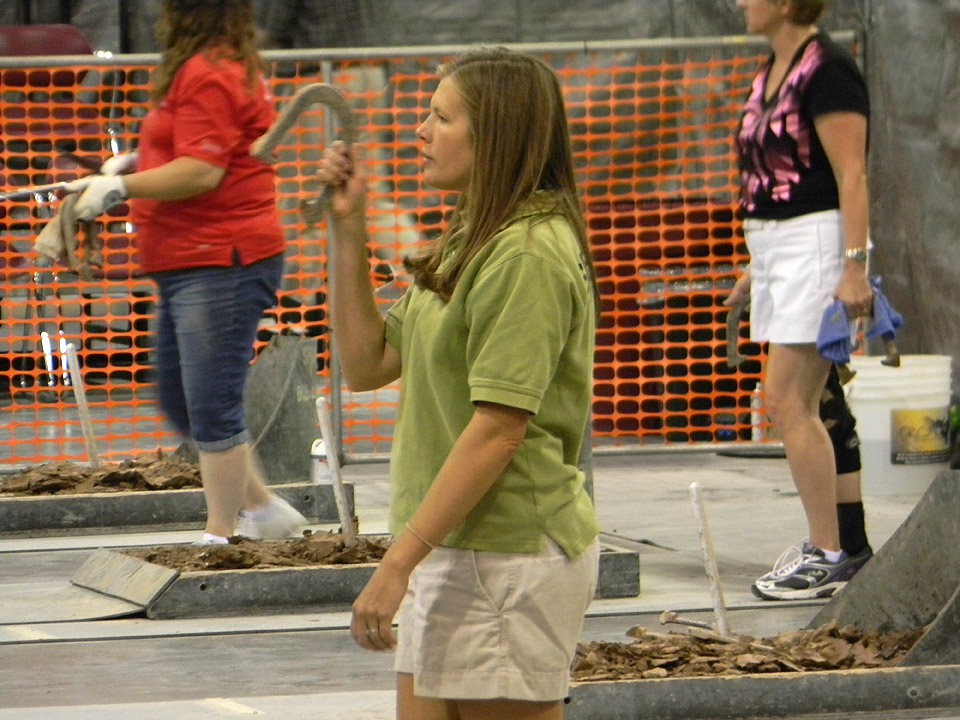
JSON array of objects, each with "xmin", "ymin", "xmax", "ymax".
[{"xmin": 0, "ymin": 39, "xmax": 808, "ymax": 466}]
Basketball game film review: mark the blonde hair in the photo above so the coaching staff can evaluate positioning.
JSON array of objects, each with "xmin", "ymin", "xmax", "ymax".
[
  {"xmin": 152, "ymin": 0, "xmax": 260, "ymax": 102},
  {"xmin": 405, "ymin": 48, "xmax": 597, "ymax": 308}
]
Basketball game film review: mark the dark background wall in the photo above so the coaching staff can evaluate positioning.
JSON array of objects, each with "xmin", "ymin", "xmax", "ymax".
[{"xmin": 2, "ymin": 0, "xmax": 957, "ymax": 396}]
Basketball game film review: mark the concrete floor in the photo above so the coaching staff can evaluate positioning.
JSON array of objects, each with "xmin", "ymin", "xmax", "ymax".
[{"xmin": 0, "ymin": 451, "xmax": 954, "ymax": 719}]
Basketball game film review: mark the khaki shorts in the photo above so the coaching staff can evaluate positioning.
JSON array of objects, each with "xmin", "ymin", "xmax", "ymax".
[
  {"xmin": 744, "ymin": 209, "xmax": 844, "ymax": 344},
  {"xmin": 394, "ymin": 536, "xmax": 599, "ymax": 702}
]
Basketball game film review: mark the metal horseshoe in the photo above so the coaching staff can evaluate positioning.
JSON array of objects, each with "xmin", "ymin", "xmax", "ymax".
[
  {"xmin": 724, "ymin": 293, "xmax": 750, "ymax": 368},
  {"xmin": 250, "ymin": 82, "xmax": 358, "ymax": 225}
]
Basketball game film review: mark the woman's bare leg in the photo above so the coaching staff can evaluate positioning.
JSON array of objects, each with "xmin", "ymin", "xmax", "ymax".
[
  {"xmin": 397, "ymin": 673, "xmax": 460, "ymax": 720},
  {"xmin": 457, "ymin": 698, "xmax": 563, "ymax": 720},
  {"xmin": 396, "ymin": 673, "xmax": 564, "ymax": 720},
  {"xmin": 198, "ymin": 442, "xmax": 272, "ymax": 538},
  {"xmin": 764, "ymin": 343, "xmax": 839, "ymax": 552}
]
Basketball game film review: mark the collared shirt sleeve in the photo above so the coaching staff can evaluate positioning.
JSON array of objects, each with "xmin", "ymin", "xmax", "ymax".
[
  {"xmin": 171, "ymin": 64, "xmax": 245, "ymax": 168},
  {"xmin": 464, "ymin": 248, "xmax": 579, "ymax": 415},
  {"xmin": 384, "ymin": 288, "xmax": 412, "ymax": 352}
]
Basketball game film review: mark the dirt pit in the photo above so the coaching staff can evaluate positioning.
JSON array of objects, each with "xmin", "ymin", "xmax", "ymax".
[
  {"xmin": 122, "ymin": 534, "xmax": 922, "ymax": 681},
  {"xmin": 124, "ymin": 531, "xmax": 390, "ymax": 571},
  {"xmin": 573, "ymin": 621, "xmax": 923, "ymax": 681},
  {"xmin": 0, "ymin": 451, "xmax": 201, "ymax": 496}
]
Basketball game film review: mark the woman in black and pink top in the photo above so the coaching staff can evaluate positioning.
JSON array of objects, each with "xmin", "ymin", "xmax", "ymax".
[{"xmin": 724, "ymin": 0, "xmax": 874, "ymax": 600}]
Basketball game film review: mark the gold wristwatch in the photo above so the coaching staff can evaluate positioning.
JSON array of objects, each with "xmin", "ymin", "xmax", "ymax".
[{"xmin": 844, "ymin": 247, "xmax": 868, "ymax": 263}]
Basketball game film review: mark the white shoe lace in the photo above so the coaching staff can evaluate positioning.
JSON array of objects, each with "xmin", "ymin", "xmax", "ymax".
[{"xmin": 759, "ymin": 538, "xmax": 814, "ymax": 581}]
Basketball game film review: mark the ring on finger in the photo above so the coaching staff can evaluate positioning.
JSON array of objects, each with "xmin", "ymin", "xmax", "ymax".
[{"xmin": 366, "ymin": 628, "xmax": 379, "ymax": 637}]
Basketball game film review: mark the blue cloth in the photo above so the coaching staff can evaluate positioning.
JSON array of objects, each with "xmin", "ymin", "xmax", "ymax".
[
  {"xmin": 816, "ymin": 275, "xmax": 903, "ymax": 362},
  {"xmin": 817, "ymin": 300, "xmax": 854, "ymax": 363},
  {"xmin": 866, "ymin": 275, "xmax": 903, "ymax": 340}
]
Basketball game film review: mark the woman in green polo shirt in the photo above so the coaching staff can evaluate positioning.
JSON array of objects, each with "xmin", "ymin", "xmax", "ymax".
[{"xmin": 319, "ymin": 48, "xmax": 600, "ymax": 718}]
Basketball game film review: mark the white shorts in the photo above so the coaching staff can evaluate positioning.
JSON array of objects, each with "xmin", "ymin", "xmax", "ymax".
[
  {"xmin": 744, "ymin": 209, "xmax": 845, "ymax": 344},
  {"xmin": 394, "ymin": 536, "xmax": 600, "ymax": 702}
]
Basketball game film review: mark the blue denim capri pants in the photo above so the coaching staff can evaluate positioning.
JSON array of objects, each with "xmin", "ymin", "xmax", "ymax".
[{"xmin": 152, "ymin": 253, "xmax": 284, "ymax": 452}]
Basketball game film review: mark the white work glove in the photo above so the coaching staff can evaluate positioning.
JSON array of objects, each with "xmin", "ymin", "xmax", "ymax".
[
  {"xmin": 100, "ymin": 152, "xmax": 138, "ymax": 176},
  {"xmin": 72, "ymin": 175, "xmax": 128, "ymax": 220}
]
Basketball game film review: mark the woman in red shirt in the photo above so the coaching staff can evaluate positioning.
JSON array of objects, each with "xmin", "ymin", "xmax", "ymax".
[{"xmin": 74, "ymin": 0, "xmax": 305, "ymax": 544}]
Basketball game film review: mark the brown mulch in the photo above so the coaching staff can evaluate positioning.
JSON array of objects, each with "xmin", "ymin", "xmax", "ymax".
[
  {"xmin": 0, "ymin": 450, "xmax": 201, "ymax": 496},
  {"xmin": 123, "ymin": 531, "xmax": 390, "ymax": 571},
  {"xmin": 572, "ymin": 621, "xmax": 924, "ymax": 681}
]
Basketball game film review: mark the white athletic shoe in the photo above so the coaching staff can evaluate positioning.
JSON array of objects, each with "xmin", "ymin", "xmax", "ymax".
[{"xmin": 236, "ymin": 495, "xmax": 307, "ymax": 540}]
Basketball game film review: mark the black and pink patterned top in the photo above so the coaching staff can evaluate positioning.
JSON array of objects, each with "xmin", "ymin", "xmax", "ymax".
[{"xmin": 737, "ymin": 33, "xmax": 869, "ymax": 220}]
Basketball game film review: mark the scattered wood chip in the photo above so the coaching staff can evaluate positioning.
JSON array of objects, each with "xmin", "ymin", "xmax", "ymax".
[
  {"xmin": 123, "ymin": 532, "xmax": 390, "ymax": 571},
  {"xmin": 572, "ymin": 621, "xmax": 923, "ymax": 681},
  {"xmin": 1, "ymin": 450, "xmax": 202, "ymax": 495}
]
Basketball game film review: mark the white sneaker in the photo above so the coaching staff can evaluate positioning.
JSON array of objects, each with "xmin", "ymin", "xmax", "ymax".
[{"xmin": 236, "ymin": 495, "xmax": 307, "ymax": 540}]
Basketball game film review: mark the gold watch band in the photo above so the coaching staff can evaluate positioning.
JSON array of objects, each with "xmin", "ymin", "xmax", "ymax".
[{"xmin": 844, "ymin": 247, "xmax": 868, "ymax": 263}]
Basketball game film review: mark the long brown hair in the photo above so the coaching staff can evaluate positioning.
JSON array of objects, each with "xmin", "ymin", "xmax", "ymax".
[
  {"xmin": 152, "ymin": 0, "xmax": 260, "ymax": 102},
  {"xmin": 404, "ymin": 48, "xmax": 597, "ymax": 308}
]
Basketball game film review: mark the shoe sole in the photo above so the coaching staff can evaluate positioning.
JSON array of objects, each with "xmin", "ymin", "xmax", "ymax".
[
  {"xmin": 751, "ymin": 580, "xmax": 846, "ymax": 601},
  {"xmin": 236, "ymin": 522, "xmax": 305, "ymax": 541},
  {"xmin": 236, "ymin": 501, "xmax": 308, "ymax": 540}
]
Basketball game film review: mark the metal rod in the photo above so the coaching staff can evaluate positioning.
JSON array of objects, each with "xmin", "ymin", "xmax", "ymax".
[
  {"xmin": 0, "ymin": 31, "xmax": 859, "ymax": 69},
  {"xmin": 65, "ymin": 343, "xmax": 100, "ymax": 469},
  {"xmin": 659, "ymin": 610, "xmax": 713, "ymax": 631},
  {"xmin": 40, "ymin": 332, "xmax": 57, "ymax": 387},
  {"xmin": 320, "ymin": 60, "xmax": 345, "ymax": 467},
  {"xmin": 0, "ymin": 183, "xmax": 71, "ymax": 201},
  {"xmin": 689, "ymin": 481, "xmax": 730, "ymax": 636},
  {"xmin": 315, "ymin": 396, "xmax": 357, "ymax": 547},
  {"xmin": 58, "ymin": 331, "xmax": 72, "ymax": 386}
]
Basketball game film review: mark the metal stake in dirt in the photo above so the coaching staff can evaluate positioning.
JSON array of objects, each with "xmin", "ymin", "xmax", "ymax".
[
  {"xmin": 689, "ymin": 481, "xmax": 730, "ymax": 636},
  {"xmin": 315, "ymin": 395, "xmax": 357, "ymax": 547},
  {"xmin": 64, "ymin": 342, "xmax": 101, "ymax": 468}
]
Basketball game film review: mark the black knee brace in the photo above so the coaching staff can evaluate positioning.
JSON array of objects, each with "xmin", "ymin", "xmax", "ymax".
[{"xmin": 820, "ymin": 364, "xmax": 862, "ymax": 475}]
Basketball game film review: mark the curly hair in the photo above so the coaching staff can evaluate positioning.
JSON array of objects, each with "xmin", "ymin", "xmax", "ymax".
[{"xmin": 152, "ymin": 0, "xmax": 261, "ymax": 102}]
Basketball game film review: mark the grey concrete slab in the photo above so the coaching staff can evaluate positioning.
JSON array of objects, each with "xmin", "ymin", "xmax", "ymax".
[
  {"xmin": 595, "ymin": 546, "xmax": 641, "ymax": 599},
  {"xmin": 0, "ymin": 581, "xmax": 143, "ymax": 624},
  {"xmin": 905, "ymin": 584, "xmax": 960, "ymax": 667},
  {"xmin": 0, "ymin": 545, "xmax": 90, "ymax": 580},
  {"xmin": 64, "ymin": 543, "xmax": 637, "ymax": 620},
  {"xmin": 0, "ymin": 482, "xmax": 352, "ymax": 536},
  {"xmin": 0, "ymin": 604, "xmax": 817, "ymax": 647},
  {"xmin": 1, "ymin": 625, "xmax": 396, "ymax": 708},
  {"xmin": 72, "ymin": 547, "xmax": 178, "ymax": 607},
  {"xmin": 0, "ymin": 610, "xmax": 354, "ymax": 645},
  {"xmin": 566, "ymin": 666, "xmax": 960, "ymax": 720},
  {"xmin": 144, "ymin": 563, "xmax": 377, "ymax": 619},
  {"xmin": 0, "ymin": 691, "xmax": 398, "ymax": 720}
]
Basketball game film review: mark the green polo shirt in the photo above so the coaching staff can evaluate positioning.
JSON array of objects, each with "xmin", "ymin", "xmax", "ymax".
[{"xmin": 384, "ymin": 194, "xmax": 599, "ymax": 559}]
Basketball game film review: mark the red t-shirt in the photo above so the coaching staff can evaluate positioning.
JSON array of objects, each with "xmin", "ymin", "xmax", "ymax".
[{"xmin": 131, "ymin": 52, "xmax": 284, "ymax": 273}]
